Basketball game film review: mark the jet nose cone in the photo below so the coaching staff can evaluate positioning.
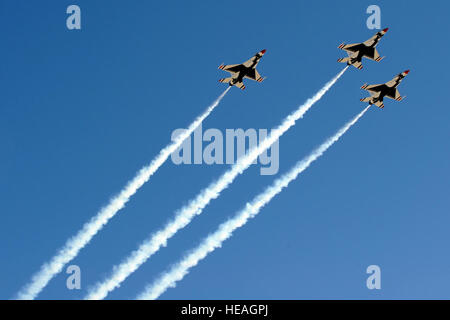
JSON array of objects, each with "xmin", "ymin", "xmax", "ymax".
[
  {"xmin": 404, "ymin": 69, "xmax": 410, "ymax": 74},
  {"xmin": 261, "ymin": 49, "xmax": 266, "ymax": 54},
  {"xmin": 383, "ymin": 28, "xmax": 389, "ymax": 32}
]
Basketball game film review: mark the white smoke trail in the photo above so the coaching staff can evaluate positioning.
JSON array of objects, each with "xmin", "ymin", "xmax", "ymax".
[
  {"xmin": 85, "ymin": 68, "xmax": 348, "ymax": 300},
  {"xmin": 137, "ymin": 105, "xmax": 371, "ymax": 300},
  {"xmin": 15, "ymin": 88, "xmax": 230, "ymax": 300}
]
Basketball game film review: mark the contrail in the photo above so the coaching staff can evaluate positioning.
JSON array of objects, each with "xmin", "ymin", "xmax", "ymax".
[
  {"xmin": 137, "ymin": 105, "xmax": 371, "ymax": 300},
  {"xmin": 85, "ymin": 67, "xmax": 348, "ymax": 300},
  {"xmin": 15, "ymin": 88, "xmax": 230, "ymax": 300}
]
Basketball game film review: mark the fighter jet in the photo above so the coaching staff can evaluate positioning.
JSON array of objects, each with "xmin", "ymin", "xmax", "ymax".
[
  {"xmin": 360, "ymin": 70, "xmax": 409, "ymax": 109},
  {"xmin": 337, "ymin": 28, "xmax": 389, "ymax": 70},
  {"xmin": 218, "ymin": 49, "xmax": 266, "ymax": 90}
]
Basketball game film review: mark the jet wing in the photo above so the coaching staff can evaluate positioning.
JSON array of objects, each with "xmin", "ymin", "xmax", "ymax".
[
  {"xmin": 361, "ymin": 83, "xmax": 386, "ymax": 94},
  {"xmin": 362, "ymin": 84, "xmax": 404, "ymax": 102},
  {"xmin": 362, "ymin": 47, "xmax": 384, "ymax": 62},
  {"xmin": 385, "ymin": 88, "xmax": 405, "ymax": 101},
  {"xmin": 219, "ymin": 64, "xmax": 243, "ymax": 75},
  {"xmin": 244, "ymin": 69, "xmax": 264, "ymax": 82},
  {"xmin": 338, "ymin": 43, "xmax": 364, "ymax": 53}
]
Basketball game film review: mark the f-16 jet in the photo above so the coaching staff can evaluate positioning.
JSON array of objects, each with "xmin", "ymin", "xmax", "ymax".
[
  {"xmin": 337, "ymin": 28, "xmax": 389, "ymax": 70},
  {"xmin": 360, "ymin": 70, "xmax": 409, "ymax": 109},
  {"xmin": 218, "ymin": 49, "xmax": 266, "ymax": 90}
]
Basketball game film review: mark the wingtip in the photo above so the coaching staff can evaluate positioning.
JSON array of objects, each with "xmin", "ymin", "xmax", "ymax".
[
  {"xmin": 404, "ymin": 69, "xmax": 410, "ymax": 74},
  {"xmin": 260, "ymin": 49, "xmax": 266, "ymax": 55},
  {"xmin": 383, "ymin": 27, "xmax": 389, "ymax": 32}
]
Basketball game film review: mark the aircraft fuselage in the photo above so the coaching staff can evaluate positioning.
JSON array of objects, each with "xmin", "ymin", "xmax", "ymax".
[{"xmin": 230, "ymin": 67, "xmax": 252, "ymax": 85}]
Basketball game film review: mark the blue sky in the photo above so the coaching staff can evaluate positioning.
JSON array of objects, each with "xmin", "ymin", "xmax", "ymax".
[{"xmin": 1, "ymin": 0, "xmax": 449, "ymax": 299}]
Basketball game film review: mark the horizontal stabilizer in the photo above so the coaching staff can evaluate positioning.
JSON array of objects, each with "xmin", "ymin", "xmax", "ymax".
[
  {"xmin": 218, "ymin": 77, "xmax": 231, "ymax": 83},
  {"xmin": 235, "ymin": 82, "xmax": 246, "ymax": 90},
  {"xmin": 353, "ymin": 61, "xmax": 363, "ymax": 70},
  {"xmin": 360, "ymin": 97, "xmax": 384, "ymax": 108}
]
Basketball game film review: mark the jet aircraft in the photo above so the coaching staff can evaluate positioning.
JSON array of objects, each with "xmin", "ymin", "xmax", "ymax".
[
  {"xmin": 218, "ymin": 49, "xmax": 266, "ymax": 90},
  {"xmin": 338, "ymin": 28, "xmax": 389, "ymax": 69},
  {"xmin": 360, "ymin": 70, "xmax": 409, "ymax": 109}
]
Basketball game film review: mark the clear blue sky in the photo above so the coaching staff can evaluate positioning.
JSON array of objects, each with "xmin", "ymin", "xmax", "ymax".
[{"xmin": 1, "ymin": 0, "xmax": 449, "ymax": 299}]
